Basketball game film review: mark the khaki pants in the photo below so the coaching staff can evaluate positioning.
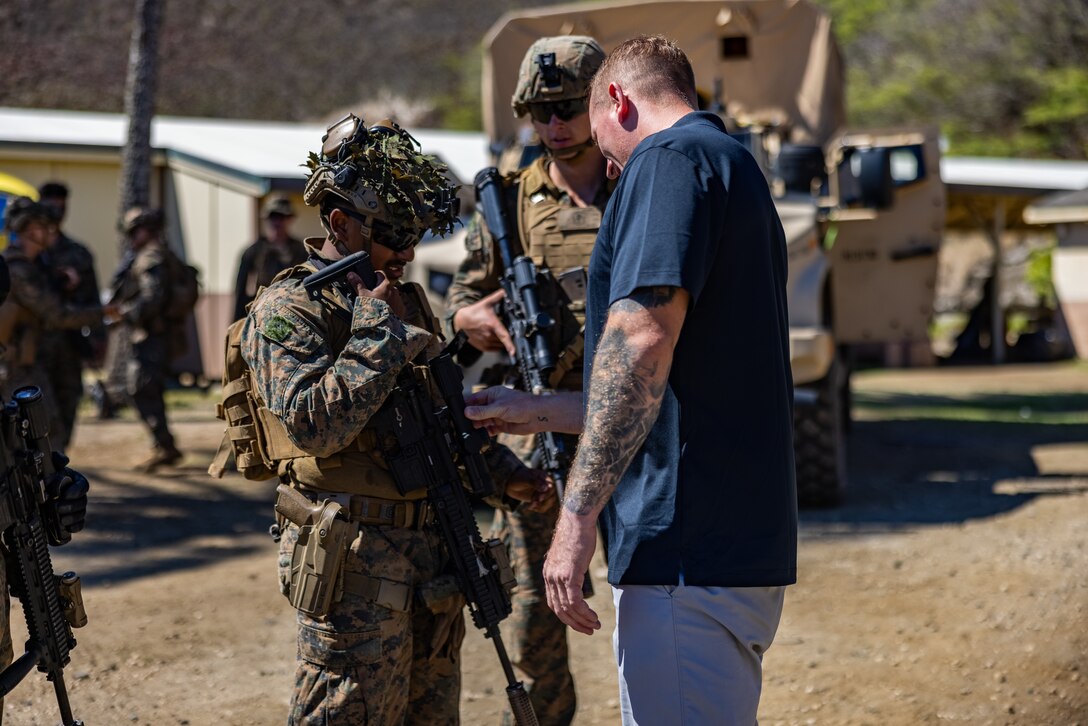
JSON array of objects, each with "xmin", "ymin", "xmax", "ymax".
[{"xmin": 612, "ymin": 583, "xmax": 786, "ymax": 726}]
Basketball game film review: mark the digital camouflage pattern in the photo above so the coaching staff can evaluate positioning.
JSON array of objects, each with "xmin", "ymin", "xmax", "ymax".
[
  {"xmin": 244, "ymin": 241, "xmax": 525, "ymax": 723},
  {"xmin": 278, "ymin": 523, "xmax": 465, "ymax": 726},
  {"xmin": 444, "ymin": 154, "xmax": 613, "ymax": 725},
  {"xmin": 511, "ymin": 36, "xmax": 606, "ymax": 117},
  {"xmin": 240, "ymin": 268, "xmax": 432, "ymax": 459},
  {"xmin": 490, "ymin": 504, "xmax": 576, "ymax": 726}
]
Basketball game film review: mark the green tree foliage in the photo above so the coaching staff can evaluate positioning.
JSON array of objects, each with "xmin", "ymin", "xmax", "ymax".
[{"xmin": 815, "ymin": 0, "xmax": 1088, "ymax": 159}]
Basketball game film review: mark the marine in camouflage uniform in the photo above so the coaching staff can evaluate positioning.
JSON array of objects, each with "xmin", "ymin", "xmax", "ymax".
[
  {"xmin": 109, "ymin": 207, "xmax": 182, "ymax": 472},
  {"xmin": 240, "ymin": 114, "xmax": 544, "ymax": 725},
  {"xmin": 0, "ymin": 201, "xmax": 95, "ymax": 724},
  {"xmin": 37, "ymin": 182, "xmax": 104, "ymax": 449},
  {"xmin": 232, "ymin": 194, "xmax": 306, "ymax": 321},
  {"xmin": 444, "ymin": 36, "xmax": 611, "ymax": 726},
  {"xmin": 0, "ymin": 198, "xmax": 104, "ymax": 446}
]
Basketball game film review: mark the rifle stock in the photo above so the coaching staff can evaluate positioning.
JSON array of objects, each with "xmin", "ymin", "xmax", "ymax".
[{"xmin": 302, "ymin": 250, "xmax": 378, "ymax": 300}]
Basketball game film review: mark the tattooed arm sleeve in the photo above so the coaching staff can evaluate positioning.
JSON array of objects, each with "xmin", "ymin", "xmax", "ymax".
[{"xmin": 563, "ymin": 285, "xmax": 690, "ymax": 517}]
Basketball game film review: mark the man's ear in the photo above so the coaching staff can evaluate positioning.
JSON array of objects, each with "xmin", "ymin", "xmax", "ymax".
[
  {"xmin": 328, "ymin": 208, "xmax": 349, "ymax": 242},
  {"xmin": 609, "ymin": 82, "xmax": 630, "ymax": 124}
]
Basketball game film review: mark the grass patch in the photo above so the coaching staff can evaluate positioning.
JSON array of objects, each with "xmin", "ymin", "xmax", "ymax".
[{"xmin": 854, "ymin": 390, "xmax": 1088, "ymax": 425}]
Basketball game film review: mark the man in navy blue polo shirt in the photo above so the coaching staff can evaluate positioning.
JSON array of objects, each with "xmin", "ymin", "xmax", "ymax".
[{"xmin": 465, "ymin": 35, "xmax": 796, "ymax": 724}]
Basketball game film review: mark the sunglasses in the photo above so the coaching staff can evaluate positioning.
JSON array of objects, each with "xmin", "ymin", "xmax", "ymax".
[
  {"xmin": 337, "ymin": 208, "xmax": 416, "ymax": 252},
  {"xmin": 527, "ymin": 98, "xmax": 588, "ymax": 124}
]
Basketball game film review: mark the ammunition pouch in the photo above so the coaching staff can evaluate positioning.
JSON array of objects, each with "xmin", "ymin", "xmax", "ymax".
[{"xmin": 208, "ymin": 318, "xmax": 311, "ymax": 481}]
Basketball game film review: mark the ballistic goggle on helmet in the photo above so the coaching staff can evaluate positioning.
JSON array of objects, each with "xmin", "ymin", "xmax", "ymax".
[{"xmin": 303, "ymin": 114, "xmax": 460, "ymax": 250}]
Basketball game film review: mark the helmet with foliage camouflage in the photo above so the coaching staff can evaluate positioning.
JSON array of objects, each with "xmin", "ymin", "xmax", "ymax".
[
  {"xmin": 4, "ymin": 197, "xmax": 52, "ymax": 234},
  {"xmin": 303, "ymin": 114, "xmax": 460, "ymax": 250},
  {"xmin": 511, "ymin": 36, "xmax": 606, "ymax": 118}
]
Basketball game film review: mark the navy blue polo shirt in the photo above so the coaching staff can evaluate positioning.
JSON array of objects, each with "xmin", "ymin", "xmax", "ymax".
[{"xmin": 585, "ymin": 111, "xmax": 797, "ymax": 587}]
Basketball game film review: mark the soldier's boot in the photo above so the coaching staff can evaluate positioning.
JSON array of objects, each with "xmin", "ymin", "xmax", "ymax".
[
  {"xmin": 90, "ymin": 381, "xmax": 115, "ymax": 420},
  {"xmin": 138, "ymin": 445, "xmax": 183, "ymax": 473}
]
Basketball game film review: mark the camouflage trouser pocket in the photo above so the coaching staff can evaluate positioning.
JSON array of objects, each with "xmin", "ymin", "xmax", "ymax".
[
  {"xmin": 297, "ymin": 621, "xmax": 381, "ymax": 668},
  {"xmin": 417, "ymin": 574, "xmax": 466, "ymax": 664}
]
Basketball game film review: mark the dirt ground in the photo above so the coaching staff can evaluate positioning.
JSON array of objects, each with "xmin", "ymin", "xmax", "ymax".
[{"xmin": 4, "ymin": 362, "xmax": 1087, "ymax": 725}]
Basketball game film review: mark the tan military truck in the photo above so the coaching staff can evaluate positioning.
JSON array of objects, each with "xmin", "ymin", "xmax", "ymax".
[{"xmin": 412, "ymin": 0, "xmax": 945, "ymax": 506}]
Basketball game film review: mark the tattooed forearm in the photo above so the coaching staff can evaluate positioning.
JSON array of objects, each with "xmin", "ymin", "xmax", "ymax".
[{"xmin": 564, "ymin": 317, "xmax": 670, "ymax": 516}]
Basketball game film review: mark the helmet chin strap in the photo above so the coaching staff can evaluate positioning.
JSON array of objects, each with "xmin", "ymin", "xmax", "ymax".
[{"xmin": 545, "ymin": 137, "xmax": 597, "ymax": 161}]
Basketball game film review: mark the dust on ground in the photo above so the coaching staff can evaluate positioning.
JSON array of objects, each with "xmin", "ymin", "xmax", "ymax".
[{"xmin": 5, "ymin": 362, "xmax": 1087, "ymax": 725}]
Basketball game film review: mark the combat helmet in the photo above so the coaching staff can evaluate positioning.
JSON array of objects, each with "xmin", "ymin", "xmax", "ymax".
[
  {"xmin": 3, "ymin": 196, "xmax": 52, "ymax": 234},
  {"xmin": 303, "ymin": 114, "xmax": 460, "ymax": 250},
  {"xmin": 121, "ymin": 206, "xmax": 165, "ymax": 235},
  {"xmin": 511, "ymin": 36, "xmax": 606, "ymax": 118},
  {"xmin": 261, "ymin": 195, "xmax": 295, "ymax": 219}
]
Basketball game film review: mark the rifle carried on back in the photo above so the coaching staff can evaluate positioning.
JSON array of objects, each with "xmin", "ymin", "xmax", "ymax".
[
  {"xmin": 473, "ymin": 167, "xmax": 570, "ymax": 499},
  {"xmin": 306, "ymin": 259, "xmax": 539, "ymax": 726},
  {"xmin": 0, "ymin": 386, "xmax": 87, "ymax": 726}
]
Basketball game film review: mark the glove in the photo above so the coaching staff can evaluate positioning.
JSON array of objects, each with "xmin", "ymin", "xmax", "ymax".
[{"xmin": 44, "ymin": 451, "xmax": 90, "ymax": 545}]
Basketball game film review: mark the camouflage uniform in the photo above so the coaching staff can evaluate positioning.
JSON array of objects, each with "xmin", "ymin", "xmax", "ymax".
[
  {"xmin": 445, "ymin": 154, "xmax": 613, "ymax": 725},
  {"xmin": 38, "ymin": 233, "xmax": 102, "ymax": 448},
  {"xmin": 109, "ymin": 239, "xmax": 179, "ymax": 458},
  {"xmin": 0, "ymin": 244, "xmax": 103, "ymax": 444},
  {"xmin": 242, "ymin": 241, "xmax": 524, "ymax": 725},
  {"xmin": 238, "ymin": 111, "xmax": 518, "ymax": 725},
  {"xmin": 233, "ymin": 235, "xmax": 307, "ymax": 321}
]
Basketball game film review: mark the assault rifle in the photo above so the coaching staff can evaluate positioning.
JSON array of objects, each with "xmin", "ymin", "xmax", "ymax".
[
  {"xmin": 0, "ymin": 386, "xmax": 87, "ymax": 726},
  {"xmin": 373, "ymin": 337, "xmax": 538, "ymax": 726},
  {"xmin": 473, "ymin": 167, "xmax": 570, "ymax": 498},
  {"xmin": 304, "ymin": 260, "xmax": 538, "ymax": 725},
  {"xmin": 474, "ymin": 168, "xmax": 593, "ymax": 597}
]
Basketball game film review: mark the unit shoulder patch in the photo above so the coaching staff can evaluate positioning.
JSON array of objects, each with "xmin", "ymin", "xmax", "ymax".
[{"xmin": 263, "ymin": 315, "xmax": 294, "ymax": 343}]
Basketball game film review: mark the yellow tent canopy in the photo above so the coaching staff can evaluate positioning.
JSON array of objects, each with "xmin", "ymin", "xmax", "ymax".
[
  {"xmin": 0, "ymin": 172, "xmax": 38, "ymax": 200},
  {"xmin": 0, "ymin": 171, "xmax": 40, "ymax": 250}
]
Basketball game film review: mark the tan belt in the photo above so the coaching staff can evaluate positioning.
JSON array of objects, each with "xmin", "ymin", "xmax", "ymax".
[{"xmin": 291, "ymin": 488, "xmax": 434, "ymax": 530}]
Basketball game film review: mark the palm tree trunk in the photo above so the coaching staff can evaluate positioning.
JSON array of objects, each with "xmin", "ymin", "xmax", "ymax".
[{"xmin": 118, "ymin": 0, "xmax": 164, "ymax": 219}]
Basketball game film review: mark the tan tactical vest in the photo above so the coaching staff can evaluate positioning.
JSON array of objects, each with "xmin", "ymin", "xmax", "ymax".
[
  {"xmin": 511, "ymin": 158, "xmax": 609, "ymax": 389},
  {"xmin": 210, "ymin": 260, "xmax": 440, "ymax": 501},
  {"xmin": 514, "ymin": 158, "xmax": 600, "ymax": 326}
]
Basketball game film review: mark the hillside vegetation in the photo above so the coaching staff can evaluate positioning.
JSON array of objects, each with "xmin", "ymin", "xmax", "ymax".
[{"xmin": 3, "ymin": 0, "xmax": 1085, "ymax": 158}]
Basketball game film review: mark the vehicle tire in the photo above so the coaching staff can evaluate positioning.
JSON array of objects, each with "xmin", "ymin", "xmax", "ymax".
[{"xmin": 793, "ymin": 358, "xmax": 847, "ymax": 507}]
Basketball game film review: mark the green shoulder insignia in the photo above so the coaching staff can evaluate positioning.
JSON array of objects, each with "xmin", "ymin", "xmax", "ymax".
[{"xmin": 264, "ymin": 315, "xmax": 294, "ymax": 343}]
